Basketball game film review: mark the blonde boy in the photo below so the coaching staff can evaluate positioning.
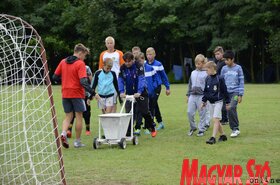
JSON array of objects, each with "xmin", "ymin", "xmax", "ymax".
[
  {"xmin": 201, "ymin": 61, "xmax": 230, "ymax": 144},
  {"xmin": 146, "ymin": 47, "xmax": 170, "ymax": 130},
  {"xmin": 186, "ymin": 54, "xmax": 208, "ymax": 136}
]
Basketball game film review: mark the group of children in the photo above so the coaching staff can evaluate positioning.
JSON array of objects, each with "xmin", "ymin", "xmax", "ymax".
[
  {"xmin": 187, "ymin": 46, "xmax": 244, "ymax": 144},
  {"xmin": 53, "ymin": 38, "xmax": 244, "ymax": 148},
  {"xmin": 54, "ymin": 36, "xmax": 171, "ymax": 148}
]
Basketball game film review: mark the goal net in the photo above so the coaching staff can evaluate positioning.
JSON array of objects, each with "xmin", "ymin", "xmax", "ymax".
[{"xmin": 0, "ymin": 14, "xmax": 66, "ymax": 184}]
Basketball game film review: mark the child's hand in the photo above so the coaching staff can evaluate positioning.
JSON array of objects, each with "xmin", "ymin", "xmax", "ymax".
[
  {"xmin": 95, "ymin": 94, "xmax": 101, "ymax": 101},
  {"xmin": 120, "ymin": 93, "xmax": 126, "ymax": 98},
  {"xmin": 86, "ymin": 99, "xmax": 91, "ymax": 106},
  {"xmin": 226, "ymin": 104, "xmax": 231, "ymax": 111},
  {"xmin": 134, "ymin": 93, "xmax": 141, "ymax": 98},
  {"xmin": 200, "ymin": 102, "xmax": 206, "ymax": 110},
  {"xmin": 166, "ymin": 89, "xmax": 171, "ymax": 96},
  {"xmin": 238, "ymin": 96, "xmax": 242, "ymax": 103}
]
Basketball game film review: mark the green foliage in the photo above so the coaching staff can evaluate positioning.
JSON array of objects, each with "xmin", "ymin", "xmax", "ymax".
[{"xmin": 0, "ymin": 0, "xmax": 279, "ymax": 81}]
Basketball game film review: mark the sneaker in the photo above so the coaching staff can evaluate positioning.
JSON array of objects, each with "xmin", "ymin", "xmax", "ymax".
[
  {"xmin": 85, "ymin": 130, "xmax": 91, "ymax": 136},
  {"xmin": 204, "ymin": 125, "xmax": 210, "ymax": 131},
  {"xmin": 156, "ymin": 122, "xmax": 165, "ymax": 131},
  {"xmin": 74, "ymin": 140, "xmax": 85, "ymax": 148},
  {"xmin": 188, "ymin": 128, "xmax": 197, "ymax": 136},
  {"xmin": 218, "ymin": 135, "xmax": 227, "ymax": 142},
  {"xmin": 61, "ymin": 135, "xmax": 69, "ymax": 148},
  {"xmin": 144, "ymin": 129, "xmax": 150, "ymax": 135},
  {"xmin": 230, "ymin": 130, "xmax": 240, "ymax": 138},
  {"xmin": 197, "ymin": 131, "xmax": 204, "ymax": 137},
  {"xmin": 66, "ymin": 130, "xmax": 72, "ymax": 138},
  {"xmin": 134, "ymin": 129, "xmax": 141, "ymax": 135},
  {"xmin": 206, "ymin": 137, "xmax": 216, "ymax": 144},
  {"xmin": 151, "ymin": 130, "xmax": 157, "ymax": 137}
]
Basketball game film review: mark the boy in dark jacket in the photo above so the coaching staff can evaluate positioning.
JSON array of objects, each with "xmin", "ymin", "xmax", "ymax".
[{"xmin": 201, "ymin": 61, "xmax": 230, "ymax": 144}]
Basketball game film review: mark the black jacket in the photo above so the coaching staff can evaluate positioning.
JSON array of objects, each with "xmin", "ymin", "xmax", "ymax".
[{"xmin": 202, "ymin": 74, "xmax": 230, "ymax": 104}]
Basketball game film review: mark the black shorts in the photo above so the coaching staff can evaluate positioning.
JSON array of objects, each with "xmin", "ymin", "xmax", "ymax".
[{"xmin": 62, "ymin": 98, "xmax": 86, "ymax": 113}]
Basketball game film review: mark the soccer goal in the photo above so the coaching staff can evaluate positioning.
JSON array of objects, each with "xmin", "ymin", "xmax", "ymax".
[{"xmin": 0, "ymin": 14, "xmax": 66, "ymax": 185}]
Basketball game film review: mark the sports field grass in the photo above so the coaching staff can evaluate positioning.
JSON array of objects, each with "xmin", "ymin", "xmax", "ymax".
[{"xmin": 52, "ymin": 84, "xmax": 280, "ymax": 185}]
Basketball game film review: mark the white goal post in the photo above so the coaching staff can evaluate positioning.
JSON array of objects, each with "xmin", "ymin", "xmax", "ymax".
[{"xmin": 0, "ymin": 14, "xmax": 66, "ymax": 185}]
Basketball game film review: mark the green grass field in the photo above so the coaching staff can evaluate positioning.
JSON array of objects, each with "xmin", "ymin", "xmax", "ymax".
[{"xmin": 52, "ymin": 84, "xmax": 280, "ymax": 185}]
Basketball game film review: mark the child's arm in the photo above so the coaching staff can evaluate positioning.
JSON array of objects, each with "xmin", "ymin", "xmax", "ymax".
[{"xmin": 238, "ymin": 66, "xmax": 245, "ymax": 103}]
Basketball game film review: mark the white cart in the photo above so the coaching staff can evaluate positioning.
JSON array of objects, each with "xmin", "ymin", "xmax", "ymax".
[{"xmin": 93, "ymin": 95, "xmax": 138, "ymax": 149}]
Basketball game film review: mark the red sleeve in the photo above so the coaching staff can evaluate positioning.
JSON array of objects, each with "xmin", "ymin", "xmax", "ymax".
[
  {"xmin": 78, "ymin": 61, "xmax": 87, "ymax": 79},
  {"xmin": 54, "ymin": 60, "xmax": 63, "ymax": 76}
]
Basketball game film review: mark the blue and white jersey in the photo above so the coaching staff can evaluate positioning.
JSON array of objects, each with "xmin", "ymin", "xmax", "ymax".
[
  {"xmin": 147, "ymin": 59, "xmax": 170, "ymax": 90},
  {"xmin": 118, "ymin": 61, "xmax": 146, "ymax": 95},
  {"xmin": 144, "ymin": 63, "xmax": 158, "ymax": 97},
  {"xmin": 220, "ymin": 64, "xmax": 244, "ymax": 96}
]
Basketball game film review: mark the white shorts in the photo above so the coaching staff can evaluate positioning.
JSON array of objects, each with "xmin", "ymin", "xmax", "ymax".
[
  {"xmin": 98, "ymin": 96, "xmax": 114, "ymax": 109},
  {"xmin": 208, "ymin": 101, "xmax": 223, "ymax": 120}
]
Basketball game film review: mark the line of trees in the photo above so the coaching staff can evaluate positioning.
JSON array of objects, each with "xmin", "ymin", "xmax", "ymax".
[{"xmin": 1, "ymin": 0, "xmax": 280, "ymax": 82}]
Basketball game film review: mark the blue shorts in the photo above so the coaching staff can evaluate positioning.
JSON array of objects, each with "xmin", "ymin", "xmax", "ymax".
[{"xmin": 62, "ymin": 98, "xmax": 86, "ymax": 113}]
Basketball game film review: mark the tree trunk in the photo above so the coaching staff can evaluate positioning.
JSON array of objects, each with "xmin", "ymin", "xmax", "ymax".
[
  {"xmin": 250, "ymin": 45, "xmax": 255, "ymax": 82},
  {"xmin": 179, "ymin": 43, "xmax": 186, "ymax": 83}
]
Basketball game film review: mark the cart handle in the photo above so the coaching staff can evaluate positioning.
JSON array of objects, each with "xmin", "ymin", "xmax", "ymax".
[{"xmin": 120, "ymin": 95, "xmax": 135, "ymax": 113}]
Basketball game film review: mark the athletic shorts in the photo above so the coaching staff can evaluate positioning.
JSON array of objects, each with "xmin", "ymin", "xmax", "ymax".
[
  {"xmin": 208, "ymin": 100, "xmax": 223, "ymax": 120},
  {"xmin": 62, "ymin": 98, "xmax": 86, "ymax": 113},
  {"xmin": 98, "ymin": 96, "xmax": 114, "ymax": 109}
]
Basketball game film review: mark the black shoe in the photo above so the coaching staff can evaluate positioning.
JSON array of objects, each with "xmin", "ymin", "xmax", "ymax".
[
  {"xmin": 218, "ymin": 135, "xmax": 227, "ymax": 142},
  {"xmin": 206, "ymin": 137, "xmax": 216, "ymax": 144},
  {"xmin": 188, "ymin": 128, "xmax": 197, "ymax": 136},
  {"xmin": 221, "ymin": 121, "xmax": 228, "ymax": 125},
  {"xmin": 204, "ymin": 125, "xmax": 210, "ymax": 131}
]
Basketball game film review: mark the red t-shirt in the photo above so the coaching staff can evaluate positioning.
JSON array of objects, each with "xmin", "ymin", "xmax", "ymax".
[{"xmin": 54, "ymin": 58, "xmax": 87, "ymax": 98}]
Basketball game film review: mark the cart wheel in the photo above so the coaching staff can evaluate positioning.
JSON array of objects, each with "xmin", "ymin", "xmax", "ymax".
[
  {"xmin": 93, "ymin": 137, "xmax": 100, "ymax": 149},
  {"xmin": 132, "ymin": 136, "xmax": 138, "ymax": 145},
  {"xmin": 119, "ymin": 138, "xmax": 126, "ymax": 149}
]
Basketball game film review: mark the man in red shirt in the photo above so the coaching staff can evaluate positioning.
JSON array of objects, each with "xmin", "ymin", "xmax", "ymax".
[{"xmin": 53, "ymin": 43, "xmax": 94, "ymax": 148}]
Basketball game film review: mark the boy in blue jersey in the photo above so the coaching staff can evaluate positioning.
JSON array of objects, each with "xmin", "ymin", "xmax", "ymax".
[
  {"xmin": 134, "ymin": 52, "xmax": 158, "ymax": 135},
  {"xmin": 118, "ymin": 52, "xmax": 157, "ymax": 137},
  {"xmin": 91, "ymin": 58, "xmax": 120, "ymax": 114},
  {"xmin": 221, "ymin": 50, "xmax": 244, "ymax": 138},
  {"xmin": 146, "ymin": 47, "xmax": 171, "ymax": 130}
]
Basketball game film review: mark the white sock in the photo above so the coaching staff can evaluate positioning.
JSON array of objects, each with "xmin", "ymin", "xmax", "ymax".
[{"xmin": 61, "ymin": 131, "xmax": 66, "ymax": 137}]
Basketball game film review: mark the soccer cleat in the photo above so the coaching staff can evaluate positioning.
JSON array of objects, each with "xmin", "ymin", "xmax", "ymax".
[
  {"xmin": 85, "ymin": 130, "xmax": 91, "ymax": 136},
  {"xmin": 66, "ymin": 130, "xmax": 72, "ymax": 138},
  {"xmin": 74, "ymin": 140, "xmax": 85, "ymax": 148},
  {"xmin": 218, "ymin": 135, "xmax": 228, "ymax": 142},
  {"xmin": 151, "ymin": 130, "xmax": 157, "ymax": 137},
  {"xmin": 206, "ymin": 137, "xmax": 216, "ymax": 144},
  {"xmin": 156, "ymin": 122, "xmax": 165, "ymax": 130},
  {"xmin": 60, "ymin": 135, "xmax": 69, "ymax": 148},
  {"xmin": 134, "ymin": 129, "xmax": 141, "ymax": 135},
  {"xmin": 188, "ymin": 128, "xmax": 197, "ymax": 136},
  {"xmin": 197, "ymin": 131, "xmax": 204, "ymax": 137},
  {"xmin": 204, "ymin": 125, "xmax": 210, "ymax": 131},
  {"xmin": 144, "ymin": 129, "xmax": 151, "ymax": 135},
  {"xmin": 230, "ymin": 130, "xmax": 240, "ymax": 138}
]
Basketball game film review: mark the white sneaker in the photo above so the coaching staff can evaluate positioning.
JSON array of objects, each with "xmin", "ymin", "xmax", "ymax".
[
  {"xmin": 74, "ymin": 140, "xmax": 85, "ymax": 148},
  {"xmin": 230, "ymin": 130, "xmax": 240, "ymax": 137}
]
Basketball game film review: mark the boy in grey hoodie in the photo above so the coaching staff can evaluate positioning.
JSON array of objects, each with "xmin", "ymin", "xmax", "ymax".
[{"xmin": 186, "ymin": 54, "xmax": 208, "ymax": 136}]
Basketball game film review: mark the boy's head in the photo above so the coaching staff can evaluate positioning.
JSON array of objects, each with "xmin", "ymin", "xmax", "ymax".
[
  {"xmin": 194, "ymin": 54, "xmax": 206, "ymax": 70},
  {"xmin": 223, "ymin": 50, "xmax": 235, "ymax": 66},
  {"xmin": 135, "ymin": 52, "xmax": 145, "ymax": 65},
  {"xmin": 204, "ymin": 61, "xmax": 217, "ymax": 75},
  {"xmin": 146, "ymin": 47, "xmax": 156, "ymax": 62},
  {"xmin": 105, "ymin": 36, "xmax": 115, "ymax": 51},
  {"xmin": 132, "ymin": 46, "xmax": 141, "ymax": 57},
  {"xmin": 103, "ymin": 58, "xmax": 113, "ymax": 73},
  {"xmin": 213, "ymin": 46, "xmax": 224, "ymax": 61},
  {"xmin": 123, "ymin": 51, "xmax": 135, "ymax": 68},
  {"xmin": 74, "ymin": 43, "xmax": 90, "ymax": 61}
]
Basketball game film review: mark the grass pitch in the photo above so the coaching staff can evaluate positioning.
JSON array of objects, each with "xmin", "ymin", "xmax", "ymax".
[{"xmin": 52, "ymin": 84, "xmax": 280, "ymax": 185}]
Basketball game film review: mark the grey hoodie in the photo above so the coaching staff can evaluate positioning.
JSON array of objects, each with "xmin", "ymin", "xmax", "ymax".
[{"xmin": 187, "ymin": 69, "xmax": 208, "ymax": 96}]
